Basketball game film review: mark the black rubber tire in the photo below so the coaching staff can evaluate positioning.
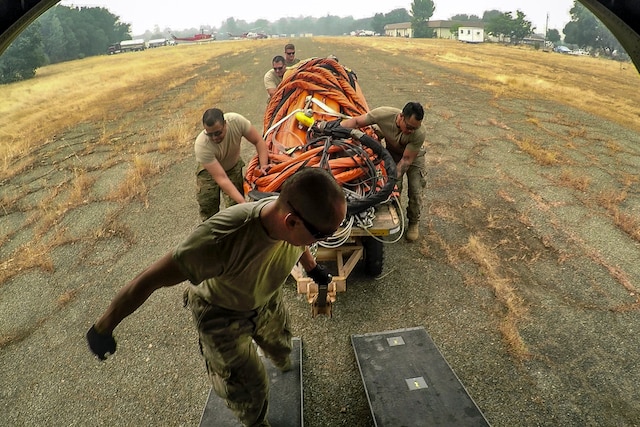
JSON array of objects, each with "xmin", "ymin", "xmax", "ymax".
[{"xmin": 362, "ymin": 236, "xmax": 384, "ymax": 277}]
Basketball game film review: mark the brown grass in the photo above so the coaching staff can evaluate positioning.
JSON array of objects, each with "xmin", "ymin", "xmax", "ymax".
[
  {"xmin": 612, "ymin": 211, "xmax": 640, "ymax": 241},
  {"xmin": 462, "ymin": 235, "xmax": 530, "ymax": 360},
  {"xmin": 594, "ymin": 188, "xmax": 627, "ymax": 210},
  {"xmin": 1, "ymin": 36, "xmax": 638, "ymax": 296},
  {"xmin": 507, "ymin": 134, "xmax": 562, "ymax": 165},
  {"xmin": 558, "ymin": 169, "xmax": 591, "ymax": 192},
  {"xmin": 0, "ymin": 42, "xmax": 253, "ymax": 284},
  {"xmin": 0, "ymin": 240, "xmax": 55, "ymax": 285},
  {"xmin": 0, "ymin": 42, "xmax": 251, "ymax": 179},
  {"xmin": 339, "ymin": 37, "xmax": 640, "ymax": 133},
  {"xmin": 107, "ymin": 155, "xmax": 161, "ymax": 207}
]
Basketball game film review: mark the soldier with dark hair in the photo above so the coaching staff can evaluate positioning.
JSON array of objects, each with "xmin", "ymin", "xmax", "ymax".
[
  {"xmin": 339, "ymin": 101, "xmax": 427, "ymax": 241},
  {"xmin": 195, "ymin": 108, "xmax": 270, "ymax": 220},
  {"xmin": 86, "ymin": 167, "xmax": 346, "ymax": 427},
  {"xmin": 264, "ymin": 55, "xmax": 286, "ymax": 98}
]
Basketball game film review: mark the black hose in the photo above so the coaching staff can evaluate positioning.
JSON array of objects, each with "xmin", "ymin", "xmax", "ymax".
[{"xmin": 338, "ymin": 129, "xmax": 397, "ymax": 216}]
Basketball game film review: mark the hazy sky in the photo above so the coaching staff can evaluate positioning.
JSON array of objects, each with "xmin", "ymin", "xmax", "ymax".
[{"xmin": 59, "ymin": 0, "xmax": 576, "ymax": 35}]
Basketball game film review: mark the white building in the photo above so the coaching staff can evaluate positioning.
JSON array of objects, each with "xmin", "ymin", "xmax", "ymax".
[{"xmin": 458, "ymin": 27, "xmax": 484, "ymax": 43}]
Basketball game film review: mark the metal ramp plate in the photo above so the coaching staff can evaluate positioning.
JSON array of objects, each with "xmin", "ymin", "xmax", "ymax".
[
  {"xmin": 199, "ymin": 337, "xmax": 303, "ymax": 427},
  {"xmin": 351, "ymin": 327, "xmax": 490, "ymax": 426}
]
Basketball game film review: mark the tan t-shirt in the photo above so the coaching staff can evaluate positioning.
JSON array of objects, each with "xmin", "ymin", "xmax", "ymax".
[
  {"xmin": 263, "ymin": 69, "xmax": 283, "ymax": 93},
  {"xmin": 285, "ymin": 57, "xmax": 301, "ymax": 67},
  {"xmin": 194, "ymin": 112, "xmax": 251, "ymax": 171},
  {"xmin": 173, "ymin": 197, "xmax": 305, "ymax": 311},
  {"xmin": 364, "ymin": 107, "xmax": 426, "ymax": 157}
]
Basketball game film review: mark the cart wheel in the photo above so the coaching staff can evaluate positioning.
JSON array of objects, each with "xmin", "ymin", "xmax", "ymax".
[{"xmin": 362, "ymin": 236, "xmax": 383, "ymax": 277}]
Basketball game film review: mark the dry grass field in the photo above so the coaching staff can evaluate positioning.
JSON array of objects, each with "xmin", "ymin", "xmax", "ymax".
[{"xmin": 1, "ymin": 37, "xmax": 640, "ymax": 426}]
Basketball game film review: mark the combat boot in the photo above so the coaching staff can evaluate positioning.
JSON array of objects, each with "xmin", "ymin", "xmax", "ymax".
[{"xmin": 406, "ymin": 223, "xmax": 419, "ymax": 241}]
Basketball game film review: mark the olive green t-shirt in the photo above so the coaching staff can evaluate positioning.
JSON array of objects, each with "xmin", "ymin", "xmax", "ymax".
[
  {"xmin": 194, "ymin": 112, "xmax": 251, "ymax": 171},
  {"xmin": 173, "ymin": 198, "xmax": 305, "ymax": 310},
  {"xmin": 364, "ymin": 107, "xmax": 426, "ymax": 157}
]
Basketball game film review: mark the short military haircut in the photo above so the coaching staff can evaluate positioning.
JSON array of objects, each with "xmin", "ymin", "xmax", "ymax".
[
  {"xmin": 284, "ymin": 43, "xmax": 295, "ymax": 51},
  {"xmin": 202, "ymin": 108, "xmax": 224, "ymax": 127},
  {"xmin": 272, "ymin": 55, "xmax": 285, "ymax": 64},
  {"xmin": 402, "ymin": 102, "xmax": 424, "ymax": 121},
  {"xmin": 280, "ymin": 167, "xmax": 345, "ymax": 227}
]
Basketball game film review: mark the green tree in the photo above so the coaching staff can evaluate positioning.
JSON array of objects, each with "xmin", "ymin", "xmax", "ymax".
[
  {"xmin": 39, "ymin": 13, "xmax": 66, "ymax": 64},
  {"xmin": 563, "ymin": 1, "xmax": 624, "ymax": 55},
  {"xmin": 485, "ymin": 10, "xmax": 533, "ymax": 44},
  {"xmin": 0, "ymin": 22, "xmax": 46, "ymax": 84},
  {"xmin": 371, "ymin": 8, "xmax": 411, "ymax": 35},
  {"xmin": 485, "ymin": 12, "xmax": 513, "ymax": 42},
  {"xmin": 371, "ymin": 13, "xmax": 386, "ymax": 35},
  {"xmin": 547, "ymin": 28, "xmax": 561, "ymax": 44},
  {"xmin": 37, "ymin": 5, "xmax": 130, "ymax": 61},
  {"xmin": 317, "ymin": 15, "xmax": 343, "ymax": 36},
  {"xmin": 450, "ymin": 14, "xmax": 481, "ymax": 21},
  {"xmin": 511, "ymin": 10, "xmax": 534, "ymax": 43},
  {"xmin": 386, "ymin": 8, "xmax": 412, "ymax": 23},
  {"xmin": 482, "ymin": 10, "xmax": 504, "ymax": 23},
  {"xmin": 254, "ymin": 19, "xmax": 270, "ymax": 34},
  {"xmin": 411, "ymin": 0, "xmax": 435, "ymax": 38}
]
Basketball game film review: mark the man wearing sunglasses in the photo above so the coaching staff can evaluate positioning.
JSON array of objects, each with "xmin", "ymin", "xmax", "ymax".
[
  {"xmin": 86, "ymin": 167, "xmax": 346, "ymax": 427},
  {"xmin": 195, "ymin": 107, "xmax": 270, "ymax": 220},
  {"xmin": 338, "ymin": 101, "xmax": 427, "ymax": 241},
  {"xmin": 263, "ymin": 55, "xmax": 286, "ymax": 98},
  {"xmin": 283, "ymin": 43, "xmax": 299, "ymax": 67}
]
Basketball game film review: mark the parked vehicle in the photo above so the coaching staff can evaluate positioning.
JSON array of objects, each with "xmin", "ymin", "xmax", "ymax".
[
  {"xmin": 570, "ymin": 48, "xmax": 590, "ymax": 56},
  {"xmin": 554, "ymin": 45, "xmax": 571, "ymax": 54},
  {"xmin": 119, "ymin": 39, "xmax": 146, "ymax": 52},
  {"xmin": 107, "ymin": 43, "xmax": 121, "ymax": 55},
  {"xmin": 148, "ymin": 38, "xmax": 168, "ymax": 48}
]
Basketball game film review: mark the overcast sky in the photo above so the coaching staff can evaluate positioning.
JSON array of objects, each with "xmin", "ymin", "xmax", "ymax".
[{"xmin": 59, "ymin": 0, "xmax": 576, "ymax": 35}]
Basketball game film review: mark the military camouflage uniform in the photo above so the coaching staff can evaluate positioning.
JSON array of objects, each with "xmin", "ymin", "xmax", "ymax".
[
  {"xmin": 175, "ymin": 198, "xmax": 303, "ymax": 426},
  {"xmin": 389, "ymin": 149, "xmax": 426, "ymax": 225},
  {"xmin": 196, "ymin": 159, "xmax": 245, "ymax": 220},
  {"xmin": 194, "ymin": 112, "xmax": 252, "ymax": 221},
  {"xmin": 366, "ymin": 107, "xmax": 427, "ymax": 225}
]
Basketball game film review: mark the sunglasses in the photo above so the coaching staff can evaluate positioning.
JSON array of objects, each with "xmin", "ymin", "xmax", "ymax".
[
  {"xmin": 287, "ymin": 201, "xmax": 335, "ymax": 240},
  {"xmin": 403, "ymin": 116, "xmax": 419, "ymax": 131},
  {"xmin": 285, "ymin": 51, "xmax": 295, "ymax": 55},
  {"xmin": 204, "ymin": 122, "xmax": 225, "ymax": 137},
  {"xmin": 274, "ymin": 66, "xmax": 284, "ymax": 71}
]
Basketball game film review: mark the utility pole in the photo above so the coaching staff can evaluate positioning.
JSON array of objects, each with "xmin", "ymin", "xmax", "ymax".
[{"xmin": 543, "ymin": 12, "xmax": 550, "ymax": 51}]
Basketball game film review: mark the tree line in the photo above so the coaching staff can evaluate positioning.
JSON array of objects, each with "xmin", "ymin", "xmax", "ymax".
[
  {"xmin": 0, "ymin": 5, "xmax": 130, "ymax": 84},
  {"xmin": 0, "ymin": 1, "xmax": 627, "ymax": 85}
]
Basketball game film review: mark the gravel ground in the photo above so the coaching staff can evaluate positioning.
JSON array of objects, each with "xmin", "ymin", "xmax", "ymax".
[{"xmin": 2, "ymin": 38, "xmax": 640, "ymax": 427}]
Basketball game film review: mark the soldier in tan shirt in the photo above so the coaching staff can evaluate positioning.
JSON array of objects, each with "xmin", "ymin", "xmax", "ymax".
[
  {"xmin": 339, "ymin": 102, "xmax": 427, "ymax": 241},
  {"xmin": 194, "ymin": 108, "xmax": 270, "ymax": 220},
  {"xmin": 263, "ymin": 55, "xmax": 286, "ymax": 98}
]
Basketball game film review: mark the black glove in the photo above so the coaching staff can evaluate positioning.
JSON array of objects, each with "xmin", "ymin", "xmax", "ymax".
[
  {"xmin": 314, "ymin": 119, "xmax": 342, "ymax": 134},
  {"xmin": 324, "ymin": 119, "xmax": 342, "ymax": 130},
  {"xmin": 86, "ymin": 325, "xmax": 117, "ymax": 361},
  {"xmin": 331, "ymin": 126, "xmax": 353, "ymax": 140},
  {"xmin": 307, "ymin": 264, "xmax": 332, "ymax": 287}
]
